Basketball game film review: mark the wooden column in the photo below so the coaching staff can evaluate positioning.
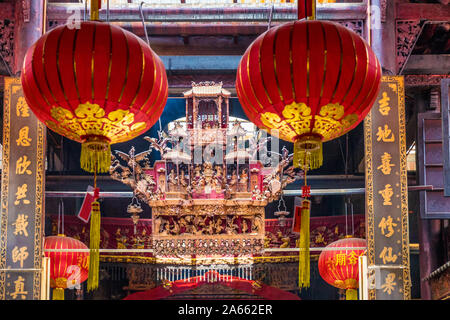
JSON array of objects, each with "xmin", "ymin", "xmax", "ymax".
[{"xmin": 0, "ymin": 0, "xmax": 46, "ymax": 300}]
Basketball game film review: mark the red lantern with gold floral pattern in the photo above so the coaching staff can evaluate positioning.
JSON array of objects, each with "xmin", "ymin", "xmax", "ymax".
[
  {"xmin": 21, "ymin": 21, "xmax": 168, "ymax": 173},
  {"xmin": 318, "ymin": 237, "xmax": 366, "ymax": 300},
  {"xmin": 236, "ymin": 20, "xmax": 381, "ymax": 170},
  {"xmin": 44, "ymin": 235, "xmax": 89, "ymax": 300}
]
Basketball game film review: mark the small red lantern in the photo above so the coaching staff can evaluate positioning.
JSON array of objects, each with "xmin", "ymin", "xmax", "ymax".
[
  {"xmin": 236, "ymin": 20, "xmax": 381, "ymax": 170},
  {"xmin": 21, "ymin": 21, "xmax": 168, "ymax": 173},
  {"xmin": 44, "ymin": 235, "xmax": 89, "ymax": 300},
  {"xmin": 318, "ymin": 237, "xmax": 366, "ymax": 300}
]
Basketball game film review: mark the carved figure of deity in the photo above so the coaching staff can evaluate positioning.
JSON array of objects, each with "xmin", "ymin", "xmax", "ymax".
[
  {"xmin": 168, "ymin": 168, "xmax": 178, "ymax": 192},
  {"xmin": 224, "ymin": 184, "xmax": 232, "ymax": 199},
  {"xmin": 226, "ymin": 216, "xmax": 239, "ymax": 235},
  {"xmin": 204, "ymin": 218, "xmax": 215, "ymax": 235},
  {"xmin": 158, "ymin": 173, "xmax": 166, "ymax": 192},
  {"xmin": 154, "ymin": 217, "xmax": 162, "ymax": 234},
  {"xmin": 192, "ymin": 165, "xmax": 202, "ymax": 192},
  {"xmin": 183, "ymin": 216, "xmax": 194, "ymax": 234},
  {"xmin": 179, "ymin": 169, "xmax": 188, "ymax": 191},
  {"xmin": 160, "ymin": 222, "xmax": 171, "ymax": 236},
  {"xmin": 203, "ymin": 162, "xmax": 215, "ymax": 194},
  {"xmin": 241, "ymin": 219, "xmax": 248, "ymax": 233},
  {"xmin": 228, "ymin": 170, "xmax": 238, "ymax": 193},
  {"xmin": 171, "ymin": 219, "xmax": 180, "ymax": 235},
  {"xmin": 252, "ymin": 216, "xmax": 263, "ymax": 233},
  {"xmin": 215, "ymin": 217, "xmax": 224, "ymax": 234},
  {"xmin": 239, "ymin": 168, "xmax": 249, "ymax": 192}
]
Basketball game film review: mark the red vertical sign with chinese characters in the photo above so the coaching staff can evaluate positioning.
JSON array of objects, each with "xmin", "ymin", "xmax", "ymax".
[
  {"xmin": 364, "ymin": 76, "xmax": 411, "ymax": 300},
  {"xmin": 0, "ymin": 77, "xmax": 45, "ymax": 300}
]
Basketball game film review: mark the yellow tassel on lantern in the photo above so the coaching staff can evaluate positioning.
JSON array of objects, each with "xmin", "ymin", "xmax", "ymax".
[
  {"xmin": 293, "ymin": 135, "xmax": 323, "ymax": 170},
  {"xmin": 346, "ymin": 288, "xmax": 358, "ymax": 300},
  {"xmin": 80, "ymin": 138, "xmax": 111, "ymax": 173},
  {"xmin": 52, "ymin": 287, "xmax": 64, "ymax": 300},
  {"xmin": 90, "ymin": 0, "xmax": 100, "ymax": 21},
  {"xmin": 87, "ymin": 201, "xmax": 101, "ymax": 291},
  {"xmin": 298, "ymin": 199, "xmax": 310, "ymax": 288}
]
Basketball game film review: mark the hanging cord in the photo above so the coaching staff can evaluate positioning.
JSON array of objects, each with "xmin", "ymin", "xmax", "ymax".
[
  {"xmin": 345, "ymin": 132, "xmax": 351, "ymax": 236},
  {"xmin": 139, "ymin": 2, "xmax": 150, "ymax": 46},
  {"xmin": 267, "ymin": 3, "xmax": 275, "ymax": 31},
  {"xmin": 345, "ymin": 196, "xmax": 348, "ymax": 236},
  {"xmin": 57, "ymin": 199, "xmax": 64, "ymax": 235},
  {"xmin": 94, "ymin": 167, "xmax": 97, "ymax": 189},
  {"xmin": 139, "ymin": 1, "xmax": 162, "ymax": 135},
  {"xmin": 61, "ymin": 200, "xmax": 64, "ymax": 235},
  {"xmin": 84, "ymin": 0, "xmax": 88, "ymax": 22},
  {"xmin": 350, "ymin": 198, "xmax": 354, "ymax": 236},
  {"xmin": 303, "ymin": 148, "xmax": 309, "ymax": 191},
  {"xmin": 106, "ymin": 0, "xmax": 110, "ymax": 22},
  {"xmin": 57, "ymin": 199, "xmax": 61, "ymax": 235}
]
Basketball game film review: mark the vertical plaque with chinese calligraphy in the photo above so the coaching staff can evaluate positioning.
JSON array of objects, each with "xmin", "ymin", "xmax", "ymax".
[
  {"xmin": 364, "ymin": 76, "xmax": 411, "ymax": 300},
  {"xmin": 0, "ymin": 77, "xmax": 45, "ymax": 300}
]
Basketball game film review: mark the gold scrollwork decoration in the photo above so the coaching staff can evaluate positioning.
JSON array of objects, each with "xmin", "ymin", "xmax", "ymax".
[
  {"xmin": 46, "ymin": 102, "xmax": 147, "ymax": 144},
  {"xmin": 260, "ymin": 102, "xmax": 358, "ymax": 142}
]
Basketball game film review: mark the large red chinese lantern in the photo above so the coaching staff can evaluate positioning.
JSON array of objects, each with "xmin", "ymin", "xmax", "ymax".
[
  {"xmin": 236, "ymin": 20, "xmax": 381, "ymax": 171},
  {"xmin": 236, "ymin": 0, "xmax": 380, "ymax": 289},
  {"xmin": 21, "ymin": 3, "xmax": 168, "ymax": 292},
  {"xmin": 44, "ymin": 235, "xmax": 89, "ymax": 300},
  {"xmin": 318, "ymin": 237, "xmax": 366, "ymax": 300},
  {"xmin": 21, "ymin": 21, "xmax": 168, "ymax": 174}
]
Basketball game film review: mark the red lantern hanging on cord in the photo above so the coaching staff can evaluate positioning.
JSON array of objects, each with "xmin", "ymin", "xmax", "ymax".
[
  {"xmin": 21, "ymin": 2, "xmax": 168, "ymax": 292},
  {"xmin": 236, "ymin": 18, "xmax": 381, "ymax": 171},
  {"xmin": 21, "ymin": 20, "xmax": 168, "ymax": 174},
  {"xmin": 318, "ymin": 237, "xmax": 366, "ymax": 300},
  {"xmin": 236, "ymin": 0, "xmax": 380, "ymax": 289},
  {"xmin": 44, "ymin": 235, "xmax": 89, "ymax": 300}
]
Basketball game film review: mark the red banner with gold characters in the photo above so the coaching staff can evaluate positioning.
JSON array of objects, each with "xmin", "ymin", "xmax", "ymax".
[
  {"xmin": 364, "ymin": 76, "xmax": 411, "ymax": 300},
  {"xmin": 0, "ymin": 77, "xmax": 46, "ymax": 300}
]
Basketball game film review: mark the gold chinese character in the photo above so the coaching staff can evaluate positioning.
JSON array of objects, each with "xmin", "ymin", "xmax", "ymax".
[
  {"xmin": 378, "ymin": 184, "xmax": 394, "ymax": 205},
  {"xmin": 325, "ymin": 257, "xmax": 337, "ymax": 272},
  {"xmin": 378, "ymin": 92, "xmax": 391, "ymax": 116},
  {"xmin": 16, "ymin": 97, "xmax": 30, "ymax": 118},
  {"xmin": 347, "ymin": 251, "xmax": 359, "ymax": 265},
  {"xmin": 381, "ymin": 273, "xmax": 397, "ymax": 295},
  {"xmin": 14, "ymin": 184, "xmax": 30, "ymax": 205},
  {"xmin": 12, "ymin": 214, "xmax": 29, "ymax": 237},
  {"xmin": 376, "ymin": 125, "xmax": 395, "ymax": 142},
  {"xmin": 378, "ymin": 216, "xmax": 398, "ymax": 238},
  {"xmin": 335, "ymin": 253, "xmax": 347, "ymax": 266},
  {"xmin": 16, "ymin": 126, "xmax": 32, "ymax": 147},
  {"xmin": 15, "ymin": 156, "xmax": 32, "ymax": 175},
  {"xmin": 377, "ymin": 152, "xmax": 395, "ymax": 175},
  {"xmin": 9, "ymin": 276, "xmax": 28, "ymax": 300},
  {"xmin": 314, "ymin": 233, "xmax": 325, "ymax": 244},
  {"xmin": 379, "ymin": 247, "xmax": 398, "ymax": 264},
  {"xmin": 12, "ymin": 246, "xmax": 29, "ymax": 268}
]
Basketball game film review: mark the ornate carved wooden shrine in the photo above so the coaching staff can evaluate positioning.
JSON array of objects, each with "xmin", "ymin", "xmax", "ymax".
[{"xmin": 111, "ymin": 82, "xmax": 299, "ymax": 257}]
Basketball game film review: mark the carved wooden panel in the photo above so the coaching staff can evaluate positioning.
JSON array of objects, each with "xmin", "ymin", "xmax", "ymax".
[
  {"xmin": 396, "ymin": 20, "xmax": 423, "ymax": 73},
  {"xmin": 0, "ymin": 19, "xmax": 14, "ymax": 75}
]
